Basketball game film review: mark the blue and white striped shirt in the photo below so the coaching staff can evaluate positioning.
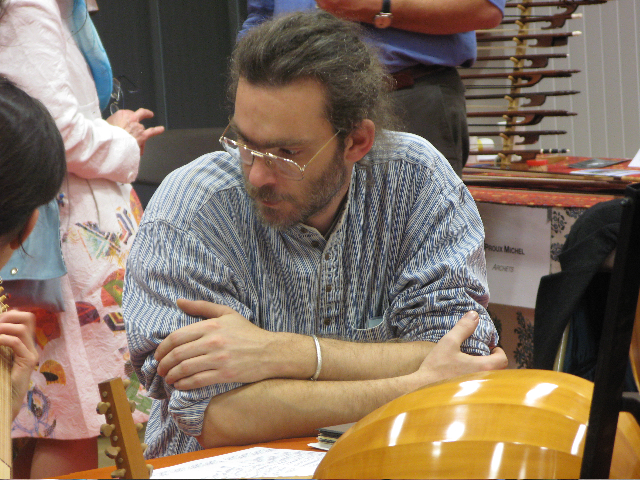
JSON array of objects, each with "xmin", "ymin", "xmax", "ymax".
[{"xmin": 123, "ymin": 131, "xmax": 495, "ymax": 458}]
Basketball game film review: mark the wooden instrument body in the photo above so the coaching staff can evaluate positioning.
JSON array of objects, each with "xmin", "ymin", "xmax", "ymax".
[{"xmin": 314, "ymin": 369, "xmax": 640, "ymax": 479}]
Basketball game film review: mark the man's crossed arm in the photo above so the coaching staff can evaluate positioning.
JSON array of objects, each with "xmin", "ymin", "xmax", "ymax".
[{"xmin": 154, "ymin": 299, "xmax": 507, "ymax": 449}]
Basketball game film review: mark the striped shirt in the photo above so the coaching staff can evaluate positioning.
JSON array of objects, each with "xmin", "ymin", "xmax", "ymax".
[{"xmin": 123, "ymin": 131, "xmax": 496, "ymax": 458}]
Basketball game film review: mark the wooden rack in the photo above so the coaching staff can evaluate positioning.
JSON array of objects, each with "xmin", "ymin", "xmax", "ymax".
[{"xmin": 462, "ymin": 0, "xmax": 609, "ymax": 166}]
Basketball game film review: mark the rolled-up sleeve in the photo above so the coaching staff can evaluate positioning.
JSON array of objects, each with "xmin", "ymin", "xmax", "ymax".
[
  {"xmin": 384, "ymin": 171, "xmax": 495, "ymax": 355},
  {"xmin": 124, "ymin": 219, "xmax": 252, "ymax": 438}
]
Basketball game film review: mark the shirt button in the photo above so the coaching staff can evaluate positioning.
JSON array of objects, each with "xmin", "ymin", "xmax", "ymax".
[
  {"xmin": 300, "ymin": 227, "xmax": 307, "ymax": 234},
  {"xmin": 10, "ymin": 268, "xmax": 18, "ymax": 275},
  {"xmin": 323, "ymin": 318, "xmax": 332, "ymax": 326},
  {"xmin": 324, "ymin": 253, "xmax": 330, "ymax": 260},
  {"xmin": 311, "ymin": 241, "xmax": 320, "ymax": 248},
  {"xmin": 325, "ymin": 285, "xmax": 332, "ymax": 292}
]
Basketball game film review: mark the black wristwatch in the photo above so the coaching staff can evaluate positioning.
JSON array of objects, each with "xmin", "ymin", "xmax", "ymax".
[{"xmin": 373, "ymin": 0, "xmax": 392, "ymax": 29}]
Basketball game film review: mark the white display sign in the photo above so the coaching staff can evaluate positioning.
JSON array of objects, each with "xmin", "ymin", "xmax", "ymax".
[{"xmin": 477, "ymin": 203, "xmax": 551, "ymax": 308}]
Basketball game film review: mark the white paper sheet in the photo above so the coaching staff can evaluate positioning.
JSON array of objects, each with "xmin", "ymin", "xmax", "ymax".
[
  {"xmin": 151, "ymin": 447, "xmax": 326, "ymax": 479},
  {"xmin": 570, "ymin": 168, "xmax": 640, "ymax": 177},
  {"xmin": 629, "ymin": 146, "xmax": 640, "ymax": 168},
  {"xmin": 477, "ymin": 203, "xmax": 551, "ymax": 308},
  {"xmin": 308, "ymin": 442, "xmax": 331, "ymax": 451}
]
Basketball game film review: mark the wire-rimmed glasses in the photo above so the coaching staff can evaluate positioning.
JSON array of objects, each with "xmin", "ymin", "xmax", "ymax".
[
  {"xmin": 219, "ymin": 124, "xmax": 340, "ymax": 181},
  {"xmin": 109, "ymin": 78, "xmax": 123, "ymax": 115},
  {"xmin": 109, "ymin": 76, "xmax": 140, "ymax": 115}
]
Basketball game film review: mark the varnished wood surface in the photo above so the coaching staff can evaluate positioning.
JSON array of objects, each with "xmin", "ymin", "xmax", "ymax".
[
  {"xmin": 0, "ymin": 346, "xmax": 11, "ymax": 479},
  {"xmin": 314, "ymin": 369, "xmax": 640, "ymax": 479},
  {"xmin": 56, "ymin": 437, "xmax": 316, "ymax": 479}
]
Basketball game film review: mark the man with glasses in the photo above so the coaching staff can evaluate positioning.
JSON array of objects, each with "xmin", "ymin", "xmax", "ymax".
[
  {"xmin": 239, "ymin": 0, "xmax": 506, "ymax": 177},
  {"xmin": 123, "ymin": 11, "xmax": 507, "ymax": 458}
]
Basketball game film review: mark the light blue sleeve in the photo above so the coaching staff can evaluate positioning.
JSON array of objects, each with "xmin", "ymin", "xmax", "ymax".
[
  {"xmin": 238, "ymin": 0, "xmax": 274, "ymax": 38},
  {"xmin": 486, "ymin": 0, "xmax": 506, "ymax": 14}
]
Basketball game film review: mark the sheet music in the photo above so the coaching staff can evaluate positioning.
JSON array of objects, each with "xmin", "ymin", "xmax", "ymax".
[{"xmin": 151, "ymin": 447, "xmax": 325, "ymax": 479}]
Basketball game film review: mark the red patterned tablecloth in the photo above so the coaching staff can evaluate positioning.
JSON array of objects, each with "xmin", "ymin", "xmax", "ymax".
[
  {"xmin": 468, "ymin": 186, "xmax": 621, "ymax": 208},
  {"xmin": 465, "ymin": 155, "xmax": 637, "ymax": 208}
]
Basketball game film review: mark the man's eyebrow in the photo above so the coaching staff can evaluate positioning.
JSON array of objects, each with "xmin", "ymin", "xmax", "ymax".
[{"xmin": 229, "ymin": 120, "xmax": 310, "ymax": 149}]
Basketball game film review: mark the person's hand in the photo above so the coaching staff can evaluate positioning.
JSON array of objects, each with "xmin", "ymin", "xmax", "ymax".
[
  {"xmin": 106, "ymin": 108, "xmax": 165, "ymax": 155},
  {"xmin": 155, "ymin": 299, "xmax": 279, "ymax": 390},
  {"xmin": 413, "ymin": 311, "xmax": 508, "ymax": 386},
  {"xmin": 0, "ymin": 311, "xmax": 38, "ymax": 420}
]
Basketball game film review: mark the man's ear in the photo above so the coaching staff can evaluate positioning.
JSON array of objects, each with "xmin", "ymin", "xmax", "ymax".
[
  {"xmin": 343, "ymin": 119, "xmax": 375, "ymax": 165},
  {"xmin": 9, "ymin": 209, "xmax": 39, "ymax": 250}
]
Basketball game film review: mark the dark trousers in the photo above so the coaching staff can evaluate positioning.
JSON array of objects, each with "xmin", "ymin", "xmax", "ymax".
[{"xmin": 392, "ymin": 66, "xmax": 468, "ymax": 176}]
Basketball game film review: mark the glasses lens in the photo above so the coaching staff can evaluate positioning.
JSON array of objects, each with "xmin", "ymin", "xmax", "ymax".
[
  {"xmin": 271, "ymin": 158, "xmax": 303, "ymax": 180},
  {"xmin": 221, "ymin": 138, "xmax": 254, "ymax": 165},
  {"xmin": 219, "ymin": 134, "xmax": 304, "ymax": 180},
  {"xmin": 111, "ymin": 78, "xmax": 122, "ymax": 101}
]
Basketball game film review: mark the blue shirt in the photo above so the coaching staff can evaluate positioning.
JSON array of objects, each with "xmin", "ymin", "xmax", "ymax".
[
  {"xmin": 241, "ymin": 0, "xmax": 507, "ymax": 71},
  {"xmin": 123, "ymin": 132, "xmax": 496, "ymax": 458}
]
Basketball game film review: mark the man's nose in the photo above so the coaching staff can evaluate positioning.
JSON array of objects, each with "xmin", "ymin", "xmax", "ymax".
[{"xmin": 247, "ymin": 154, "xmax": 278, "ymax": 188}]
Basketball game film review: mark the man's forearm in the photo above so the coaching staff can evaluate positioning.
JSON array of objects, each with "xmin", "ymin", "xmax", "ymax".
[
  {"xmin": 193, "ymin": 311, "xmax": 508, "ymax": 449},
  {"xmin": 196, "ymin": 373, "xmax": 423, "ymax": 449},
  {"xmin": 316, "ymin": 0, "xmax": 504, "ymax": 35},
  {"xmin": 157, "ymin": 300, "xmax": 439, "ymax": 389},
  {"xmin": 272, "ymin": 334, "xmax": 436, "ymax": 381}
]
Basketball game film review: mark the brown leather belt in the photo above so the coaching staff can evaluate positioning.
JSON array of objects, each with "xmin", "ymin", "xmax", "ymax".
[{"xmin": 392, "ymin": 64, "xmax": 448, "ymax": 90}]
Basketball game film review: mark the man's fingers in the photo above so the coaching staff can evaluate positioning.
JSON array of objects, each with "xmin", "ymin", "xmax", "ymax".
[
  {"xmin": 439, "ymin": 311, "xmax": 479, "ymax": 348},
  {"xmin": 155, "ymin": 300, "xmax": 235, "ymax": 365},
  {"xmin": 176, "ymin": 299, "xmax": 236, "ymax": 319},
  {"xmin": 163, "ymin": 352, "xmax": 222, "ymax": 386},
  {"xmin": 486, "ymin": 347, "xmax": 509, "ymax": 370},
  {"xmin": 173, "ymin": 371, "xmax": 221, "ymax": 391}
]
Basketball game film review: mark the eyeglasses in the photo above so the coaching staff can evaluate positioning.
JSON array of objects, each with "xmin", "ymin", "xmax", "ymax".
[
  {"xmin": 219, "ymin": 124, "xmax": 340, "ymax": 181},
  {"xmin": 109, "ymin": 76, "xmax": 140, "ymax": 115},
  {"xmin": 109, "ymin": 78, "xmax": 123, "ymax": 115}
]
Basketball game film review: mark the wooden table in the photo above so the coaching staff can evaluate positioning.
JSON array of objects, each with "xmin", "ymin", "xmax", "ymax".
[{"xmin": 56, "ymin": 436, "xmax": 317, "ymax": 479}]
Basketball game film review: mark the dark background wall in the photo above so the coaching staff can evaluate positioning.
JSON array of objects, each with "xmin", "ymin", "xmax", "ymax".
[
  {"xmin": 91, "ymin": 0, "xmax": 248, "ymax": 206},
  {"xmin": 91, "ymin": 0, "xmax": 247, "ymax": 130}
]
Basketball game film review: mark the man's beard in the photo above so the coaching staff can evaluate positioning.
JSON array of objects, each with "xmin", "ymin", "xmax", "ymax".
[{"xmin": 244, "ymin": 150, "xmax": 349, "ymax": 230}]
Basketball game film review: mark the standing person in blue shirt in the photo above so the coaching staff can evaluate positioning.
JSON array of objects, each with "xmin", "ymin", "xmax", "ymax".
[
  {"xmin": 123, "ymin": 11, "xmax": 507, "ymax": 458},
  {"xmin": 240, "ymin": 0, "xmax": 506, "ymax": 176}
]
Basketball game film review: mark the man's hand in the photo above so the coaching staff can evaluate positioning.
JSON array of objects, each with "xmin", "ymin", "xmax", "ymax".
[
  {"xmin": 106, "ymin": 108, "xmax": 165, "ymax": 155},
  {"xmin": 155, "ymin": 299, "xmax": 282, "ymax": 390},
  {"xmin": 0, "ymin": 311, "xmax": 38, "ymax": 421},
  {"xmin": 412, "ymin": 311, "xmax": 508, "ymax": 387}
]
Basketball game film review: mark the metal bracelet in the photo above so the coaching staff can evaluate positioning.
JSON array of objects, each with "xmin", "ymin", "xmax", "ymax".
[{"xmin": 310, "ymin": 334, "xmax": 322, "ymax": 381}]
